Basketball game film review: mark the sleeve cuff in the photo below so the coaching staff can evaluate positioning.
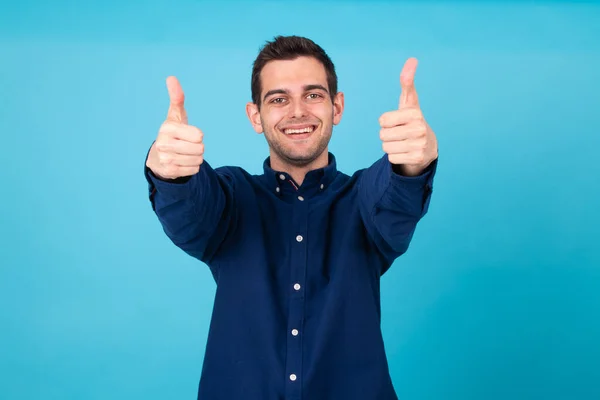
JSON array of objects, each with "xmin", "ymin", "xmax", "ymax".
[
  {"xmin": 144, "ymin": 141, "xmax": 204, "ymax": 210},
  {"xmin": 388, "ymin": 156, "xmax": 437, "ymax": 189},
  {"xmin": 380, "ymin": 155, "xmax": 438, "ymax": 218},
  {"xmin": 145, "ymin": 164, "xmax": 196, "ymax": 194}
]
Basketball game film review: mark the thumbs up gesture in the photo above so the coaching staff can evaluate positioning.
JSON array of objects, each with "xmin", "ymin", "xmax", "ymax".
[
  {"xmin": 146, "ymin": 76, "xmax": 205, "ymax": 180},
  {"xmin": 379, "ymin": 58, "xmax": 438, "ymax": 176}
]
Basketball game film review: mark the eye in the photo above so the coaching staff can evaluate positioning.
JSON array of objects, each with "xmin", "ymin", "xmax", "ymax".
[
  {"xmin": 271, "ymin": 97, "xmax": 286, "ymax": 104},
  {"xmin": 307, "ymin": 93, "xmax": 322, "ymax": 100}
]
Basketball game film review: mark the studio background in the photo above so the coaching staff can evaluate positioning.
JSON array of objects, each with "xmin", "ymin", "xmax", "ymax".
[{"xmin": 1, "ymin": 1, "xmax": 599, "ymax": 399}]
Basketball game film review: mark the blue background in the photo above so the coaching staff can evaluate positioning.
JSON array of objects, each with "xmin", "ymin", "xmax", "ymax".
[{"xmin": 1, "ymin": 1, "xmax": 599, "ymax": 399}]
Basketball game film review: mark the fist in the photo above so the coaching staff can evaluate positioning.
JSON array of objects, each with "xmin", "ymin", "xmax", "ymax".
[
  {"xmin": 146, "ymin": 76, "xmax": 205, "ymax": 180},
  {"xmin": 379, "ymin": 58, "xmax": 438, "ymax": 176}
]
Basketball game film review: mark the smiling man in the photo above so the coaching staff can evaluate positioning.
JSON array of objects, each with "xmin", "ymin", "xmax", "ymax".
[
  {"xmin": 144, "ymin": 35, "xmax": 438, "ymax": 400},
  {"xmin": 245, "ymin": 55, "xmax": 341, "ymax": 185}
]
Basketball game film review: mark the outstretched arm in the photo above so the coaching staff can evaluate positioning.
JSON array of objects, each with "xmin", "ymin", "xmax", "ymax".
[
  {"xmin": 359, "ymin": 58, "xmax": 438, "ymax": 269},
  {"xmin": 145, "ymin": 76, "xmax": 235, "ymax": 266}
]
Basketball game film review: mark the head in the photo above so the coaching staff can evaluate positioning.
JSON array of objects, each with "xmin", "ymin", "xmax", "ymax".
[{"xmin": 246, "ymin": 36, "xmax": 344, "ymax": 168}]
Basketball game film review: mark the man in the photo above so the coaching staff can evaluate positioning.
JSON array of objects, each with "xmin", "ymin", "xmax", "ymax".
[{"xmin": 144, "ymin": 35, "xmax": 438, "ymax": 400}]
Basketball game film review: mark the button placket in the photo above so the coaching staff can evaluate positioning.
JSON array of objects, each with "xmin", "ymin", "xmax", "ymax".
[{"xmin": 284, "ymin": 186, "xmax": 309, "ymax": 400}]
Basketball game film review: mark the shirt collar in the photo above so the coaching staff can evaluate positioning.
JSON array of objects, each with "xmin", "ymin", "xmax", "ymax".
[{"xmin": 262, "ymin": 152, "xmax": 338, "ymax": 196}]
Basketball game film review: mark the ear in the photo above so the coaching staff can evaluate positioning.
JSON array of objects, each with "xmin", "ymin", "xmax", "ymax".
[
  {"xmin": 246, "ymin": 102, "xmax": 263, "ymax": 133},
  {"xmin": 332, "ymin": 91, "xmax": 344, "ymax": 126}
]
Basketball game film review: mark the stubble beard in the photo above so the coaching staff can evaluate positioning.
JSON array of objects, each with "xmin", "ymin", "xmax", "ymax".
[{"xmin": 262, "ymin": 118, "xmax": 332, "ymax": 168}]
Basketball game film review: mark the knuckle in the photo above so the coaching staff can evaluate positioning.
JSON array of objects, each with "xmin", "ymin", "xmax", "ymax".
[
  {"xmin": 379, "ymin": 129, "xmax": 386, "ymax": 141},
  {"xmin": 155, "ymin": 138, "xmax": 168, "ymax": 152},
  {"xmin": 412, "ymin": 124, "xmax": 426, "ymax": 138},
  {"xmin": 379, "ymin": 111, "xmax": 394, "ymax": 127},
  {"xmin": 156, "ymin": 135, "xmax": 175, "ymax": 151},
  {"xmin": 159, "ymin": 153, "xmax": 172, "ymax": 164},
  {"xmin": 159, "ymin": 121, "xmax": 175, "ymax": 134},
  {"xmin": 190, "ymin": 126, "xmax": 203, "ymax": 142},
  {"xmin": 163, "ymin": 165, "xmax": 177, "ymax": 177}
]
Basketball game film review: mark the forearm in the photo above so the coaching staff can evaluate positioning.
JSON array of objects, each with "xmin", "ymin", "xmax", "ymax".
[
  {"xmin": 145, "ymin": 160, "xmax": 234, "ymax": 263},
  {"xmin": 359, "ymin": 154, "xmax": 437, "ymax": 262}
]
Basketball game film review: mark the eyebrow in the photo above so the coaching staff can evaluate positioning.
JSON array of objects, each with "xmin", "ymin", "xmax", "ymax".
[{"xmin": 263, "ymin": 84, "xmax": 329, "ymax": 102}]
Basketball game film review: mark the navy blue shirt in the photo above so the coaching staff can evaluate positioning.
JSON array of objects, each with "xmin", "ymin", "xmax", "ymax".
[{"xmin": 145, "ymin": 151, "xmax": 437, "ymax": 400}]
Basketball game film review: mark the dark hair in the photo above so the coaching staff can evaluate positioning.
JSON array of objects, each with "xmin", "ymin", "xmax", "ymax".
[{"xmin": 251, "ymin": 35, "xmax": 338, "ymax": 109}]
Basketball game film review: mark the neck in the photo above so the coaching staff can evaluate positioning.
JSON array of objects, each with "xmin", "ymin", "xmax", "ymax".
[{"xmin": 269, "ymin": 149, "xmax": 329, "ymax": 186}]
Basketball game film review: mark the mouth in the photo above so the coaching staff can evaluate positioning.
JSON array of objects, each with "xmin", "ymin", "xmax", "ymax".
[{"xmin": 280, "ymin": 124, "xmax": 317, "ymax": 138}]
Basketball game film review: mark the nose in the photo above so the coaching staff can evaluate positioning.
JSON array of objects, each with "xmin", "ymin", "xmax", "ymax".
[{"xmin": 288, "ymin": 98, "xmax": 308, "ymax": 119}]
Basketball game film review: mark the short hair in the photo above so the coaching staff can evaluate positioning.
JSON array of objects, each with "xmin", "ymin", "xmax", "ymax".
[{"xmin": 251, "ymin": 35, "xmax": 338, "ymax": 109}]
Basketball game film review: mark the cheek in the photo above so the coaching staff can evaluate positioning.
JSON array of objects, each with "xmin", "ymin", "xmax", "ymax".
[
  {"xmin": 264, "ymin": 109, "xmax": 286, "ymax": 128},
  {"xmin": 308, "ymin": 105, "xmax": 331, "ymax": 122}
]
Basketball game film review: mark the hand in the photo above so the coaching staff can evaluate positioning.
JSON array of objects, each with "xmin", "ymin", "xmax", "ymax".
[
  {"xmin": 378, "ymin": 58, "xmax": 438, "ymax": 176},
  {"xmin": 146, "ymin": 76, "xmax": 205, "ymax": 180}
]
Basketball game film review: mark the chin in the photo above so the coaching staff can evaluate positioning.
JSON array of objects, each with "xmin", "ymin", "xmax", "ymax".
[
  {"xmin": 282, "ymin": 146, "xmax": 328, "ymax": 167},
  {"xmin": 265, "ymin": 126, "xmax": 330, "ymax": 166},
  {"xmin": 285, "ymin": 154, "xmax": 318, "ymax": 166}
]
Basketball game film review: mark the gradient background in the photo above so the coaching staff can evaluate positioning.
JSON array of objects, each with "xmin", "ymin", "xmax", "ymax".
[{"xmin": 1, "ymin": 1, "xmax": 600, "ymax": 399}]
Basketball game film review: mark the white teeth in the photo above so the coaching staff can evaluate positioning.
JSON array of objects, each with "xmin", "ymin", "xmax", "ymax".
[{"xmin": 284, "ymin": 126, "xmax": 314, "ymax": 135}]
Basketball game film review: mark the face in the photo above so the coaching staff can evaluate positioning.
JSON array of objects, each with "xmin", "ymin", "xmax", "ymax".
[{"xmin": 246, "ymin": 56, "xmax": 344, "ymax": 167}]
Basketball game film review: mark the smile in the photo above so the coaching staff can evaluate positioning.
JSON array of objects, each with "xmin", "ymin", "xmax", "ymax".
[{"xmin": 282, "ymin": 125, "xmax": 316, "ymax": 135}]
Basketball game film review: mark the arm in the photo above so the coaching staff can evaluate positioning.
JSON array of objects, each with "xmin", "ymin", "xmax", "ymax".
[
  {"xmin": 145, "ymin": 149, "xmax": 235, "ymax": 265},
  {"xmin": 144, "ymin": 76, "xmax": 235, "ymax": 266},
  {"xmin": 361, "ymin": 57, "xmax": 438, "ymax": 268},
  {"xmin": 358, "ymin": 155, "xmax": 436, "ymax": 266}
]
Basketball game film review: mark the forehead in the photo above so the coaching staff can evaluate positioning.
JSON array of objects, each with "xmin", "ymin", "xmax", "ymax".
[{"xmin": 260, "ymin": 56, "xmax": 328, "ymax": 93}]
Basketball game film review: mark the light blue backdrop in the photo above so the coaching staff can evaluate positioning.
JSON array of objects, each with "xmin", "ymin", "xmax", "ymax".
[{"xmin": 1, "ymin": 1, "xmax": 599, "ymax": 399}]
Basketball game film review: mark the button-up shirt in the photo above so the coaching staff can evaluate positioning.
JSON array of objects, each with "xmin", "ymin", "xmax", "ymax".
[{"xmin": 145, "ymin": 152, "xmax": 437, "ymax": 400}]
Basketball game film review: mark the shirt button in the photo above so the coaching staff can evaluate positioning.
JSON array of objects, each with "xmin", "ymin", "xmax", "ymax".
[
  {"xmin": 297, "ymin": 196, "xmax": 304, "ymax": 201},
  {"xmin": 296, "ymin": 235, "xmax": 303, "ymax": 242},
  {"xmin": 279, "ymin": 174, "xmax": 286, "ymax": 180},
  {"xmin": 320, "ymin": 184, "xmax": 324, "ymax": 190},
  {"xmin": 275, "ymin": 187, "xmax": 280, "ymax": 193},
  {"xmin": 294, "ymin": 283, "xmax": 301, "ymax": 291},
  {"xmin": 290, "ymin": 374, "xmax": 297, "ymax": 381},
  {"xmin": 291, "ymin": 329, "xmax": 299, "ymax": 336}
]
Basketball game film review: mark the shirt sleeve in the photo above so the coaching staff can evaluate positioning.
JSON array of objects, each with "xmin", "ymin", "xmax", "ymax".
[
  {"xmin": 358, "ymin": 154, "xmax": 437, "ymax": 268},
  {"xmin": 144, "ymin": 146, "xmax": 236, "ymax": 266}
]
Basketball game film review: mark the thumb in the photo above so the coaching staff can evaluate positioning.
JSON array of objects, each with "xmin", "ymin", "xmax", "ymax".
[
  {"xmin": 166, "ymin": 76, "xmax": 188, "ymax": 124},
  {"xmin": 399, "ymin": 57, "xmax": 419, "ymax": 109}
]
